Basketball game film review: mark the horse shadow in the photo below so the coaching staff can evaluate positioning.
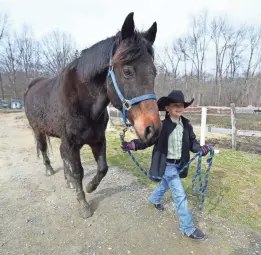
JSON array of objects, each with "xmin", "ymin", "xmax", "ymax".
[
  {"xmin": 83, "ymin": 168, "xmax": 97, "ymax": 179},
  {"xmin": 204, "ymin": 168, "xmax": 231, "ymax": 213},
  {"xmin": 88, "ymin": 182, "xmax": 141, "ymax": 213},
  {"xmin": 53, "ymin": 166, "xmax": 64, "ymax": 174},
  {"xmin": 163, "ymin": 165, "xmax": 230, "ymax": 222}
]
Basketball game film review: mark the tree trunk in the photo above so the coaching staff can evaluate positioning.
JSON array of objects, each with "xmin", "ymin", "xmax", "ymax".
[
  {"xmin": 0, "ymin": 73, "xmax": 4, "ymax": 100},
  {"xmin": 218, "ymin": 78, "xmax": 222, "ymax": 105}
]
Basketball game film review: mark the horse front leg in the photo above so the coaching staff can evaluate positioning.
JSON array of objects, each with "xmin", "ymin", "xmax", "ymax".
[
  {"xmin": 60, "ymin": 141, "xmax": 92, "ymax": 218},
  {"xmin": 86, "ymin": 137, "xmax": 108, "ymax": 193}
]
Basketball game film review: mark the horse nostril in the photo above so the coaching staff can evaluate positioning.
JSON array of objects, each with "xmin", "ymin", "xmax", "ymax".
[{"xmin": 144, "ymin": 125, "xmax": 155, "ymax": 140}]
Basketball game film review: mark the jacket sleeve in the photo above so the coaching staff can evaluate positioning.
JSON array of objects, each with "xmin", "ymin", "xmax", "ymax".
[
  {"xmin": 188, "ymin": 123, "xmax": 202, "ymax": 153},
  {"xmin": 131, "ymin": 120, "xmax": 163, "ymax": 150},
  {"xmin": 131, "ymin": 138, "xmax": 157, "ymax": 150}
]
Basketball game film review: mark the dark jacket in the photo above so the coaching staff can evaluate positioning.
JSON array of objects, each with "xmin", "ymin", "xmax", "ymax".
[{"xmin": 132, "ymin": 115, "xmax": 201, "ymax": 180}]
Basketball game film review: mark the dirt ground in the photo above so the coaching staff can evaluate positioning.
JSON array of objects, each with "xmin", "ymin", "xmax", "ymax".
[{"xmin": 0, "ymin": 112, "xmax": 260, "ymax": 255}]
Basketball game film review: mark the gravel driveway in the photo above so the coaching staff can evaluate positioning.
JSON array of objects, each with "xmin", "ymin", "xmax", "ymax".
[{"xmin": 0, "ymin": 112, "xmax": 260, "ymax": 255}]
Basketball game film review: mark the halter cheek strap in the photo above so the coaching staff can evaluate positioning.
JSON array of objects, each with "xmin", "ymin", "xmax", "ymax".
[{"xmin": 107, "ymin": 57, "xmax": 156, "ymax": 127}]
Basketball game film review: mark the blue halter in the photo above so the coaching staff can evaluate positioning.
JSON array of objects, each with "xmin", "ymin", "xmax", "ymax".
[{"xmin": 107, "ymin": 57, "xmax": 157, "ymax": 127}]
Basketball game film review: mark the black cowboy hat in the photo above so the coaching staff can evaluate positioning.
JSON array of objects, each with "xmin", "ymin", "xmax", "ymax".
[{"xmin": 157, "ymin": 90, "xmax": 194, "ymax": 111}]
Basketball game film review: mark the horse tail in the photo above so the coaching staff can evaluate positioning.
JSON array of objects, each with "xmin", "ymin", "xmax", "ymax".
[
  {"xmin": 36, "ymin": 136, "xmax": 40, "ymax": 158},
  {"xmin": 34, "ymin": 132, "xmax": 53, "ymax": 159}
]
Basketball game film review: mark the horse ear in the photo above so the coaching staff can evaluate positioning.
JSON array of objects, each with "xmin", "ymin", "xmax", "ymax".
[
  {"xmin": 121, "ymin": 12, "xmax": 135, "ymax": 40},
  {"xmin": 144, "ymin": 22, "xmax": 157, "ymax": 44}
]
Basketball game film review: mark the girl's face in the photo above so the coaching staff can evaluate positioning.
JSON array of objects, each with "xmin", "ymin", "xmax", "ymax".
[{"xmin": 165, "ymin": 103, "xmax": 185, "ymax": 118}]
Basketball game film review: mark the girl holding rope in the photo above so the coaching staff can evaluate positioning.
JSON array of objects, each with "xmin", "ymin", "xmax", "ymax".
[{"xmin": 121, "ymin": 90, "xmax": 210, "ymax": 241}]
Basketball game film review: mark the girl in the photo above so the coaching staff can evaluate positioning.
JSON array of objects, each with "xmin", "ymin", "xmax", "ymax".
[{"xmin": 121, "ymin": 90, "xmax": 210, "ymax": 241}]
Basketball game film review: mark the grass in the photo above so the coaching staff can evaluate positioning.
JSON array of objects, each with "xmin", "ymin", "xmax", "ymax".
[
  {"xmin": 198, "ymin": 128, "xmax": 261, "ymax": 154},
  {"xmin": 82, "ymin": 126, "xmax": 261, "ymax": 232},
  {"xmin": 186, "ymin": 149, "xmax": 261, "ymax": 230},
  {"xmin": 183, "ymin": 112, "xmax": 261, "ymax": 131}
]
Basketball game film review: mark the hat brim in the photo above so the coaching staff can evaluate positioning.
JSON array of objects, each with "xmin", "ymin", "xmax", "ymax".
[{"xmin": 157, "ymin": 97, "xmax": 194, "ymax": 111}]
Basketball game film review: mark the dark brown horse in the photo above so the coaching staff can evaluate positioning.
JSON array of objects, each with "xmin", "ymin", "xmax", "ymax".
[{"xmin": 24, "ymin": 12, "xmax": 161, "ymax": 219}]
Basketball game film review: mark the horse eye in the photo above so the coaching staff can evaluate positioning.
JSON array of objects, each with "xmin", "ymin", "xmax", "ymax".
[{"xmin": 123, "ymin": 66, "xmax": 132, "ymax": 77}]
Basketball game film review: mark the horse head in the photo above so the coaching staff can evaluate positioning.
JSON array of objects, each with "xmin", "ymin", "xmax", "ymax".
[{"xmin": 107, "ymin": 12, "xmax": 161, "ymax": 145}]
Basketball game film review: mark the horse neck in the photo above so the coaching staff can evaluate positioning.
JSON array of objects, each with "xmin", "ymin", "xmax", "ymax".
[
  {"xmin": 77, "ymin": 36, "xmax": 116, "ymax": 83},
  {"xmin": 73, "ymin": 36, "xmax": 116, "ymax": 119}
]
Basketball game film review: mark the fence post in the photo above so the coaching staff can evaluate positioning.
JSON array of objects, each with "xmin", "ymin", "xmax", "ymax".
[
  {"xmin": 200, "ymin": 107, "xmax": 207, "ymax": 146},
  {"xmin": 230, "ymin": 103, "xmax": 237, "ymax": 149}
]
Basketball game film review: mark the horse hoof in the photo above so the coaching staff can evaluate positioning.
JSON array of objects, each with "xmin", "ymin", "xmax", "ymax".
[
  {"xmin": 86, "ymin": 182, "xmax": 97, "ymax": 193},
  {"xmin": 79, "ymin": 202, "xmax": 92, "ymax": 219}
]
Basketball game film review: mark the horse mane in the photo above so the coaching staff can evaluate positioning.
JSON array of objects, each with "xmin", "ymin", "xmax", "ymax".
[
  {"xmin": 112, "ymin": 31, "xmax": 155, "ymax": 65},
  {"xmin": 66, "ymin": 29, "xmax": 155, "ymax": 83}
]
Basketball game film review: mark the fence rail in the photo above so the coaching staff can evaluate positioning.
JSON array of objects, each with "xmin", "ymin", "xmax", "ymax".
[
  {"xmin": 107, "ymin": 105, "xmax": 261, "ymax": 150},
  {"xmin": 1, "ymin": 105, "xmax": 260, "ymax": 149}
]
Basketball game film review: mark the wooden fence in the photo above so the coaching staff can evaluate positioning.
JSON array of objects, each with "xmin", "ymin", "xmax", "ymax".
[{"xmin": 106, "ymin": 105, "xmax": 261, "ymax": 150}]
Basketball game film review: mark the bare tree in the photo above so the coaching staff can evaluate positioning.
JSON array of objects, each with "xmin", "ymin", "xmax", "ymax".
[
  {"xmin": 16, "ymin": 25, "xmax": 43, "ymax": 82},
  {"xmin": 0, "ymin": 72, "xmax": 3, "ymax": 100},
  {"xmin": 154, "ymin": 52, "xmax": 172, "ymax": 96},
  {"xmin": 0, "ymin": 12, "xmax": 8, "ymax": 42},
  {"xmin": 183, "ymin": 11, "xmax": 210, "ymax": 105},
  {"xmin": 188, "ymin": 11, "xmax": 209, "ymax": 80},
  {"xmin": 243, "ymin": 25, "xmax": 261, "ymax": 104},
  {"xmin": 1, "ymin": 11, "xmax": 260, "ymax": 106},
  {"xmin": 223, "ymin": 26, "xmax": 246, "ymax": 78},
  {"xmin": 155, "ymin": 12, "xmax": 261, "ymax": 106},
  {"xmin": 210, "ymin": 16, "xmax": 235, "ymax": 105},
  {"xmin": 0, "ymin": 34, "xmax": 20, "ymax": 98},
  {"xmin": 0, "ymin": 12, "xmax": 9, "ymax": 99},
  {"xmin": 177, "ymin": 37, "xmax": 189, "ymax": 90},
  {"xmin": 41, "ymin": 30, "xmax": 76, "ymax": 75},
  {"xmin": 165, "ymin": 41, "xmax": 183, "ymax": 80},
  {"xmin": 156, "ymin": 52, "xmax": 171, "ymax": 78}
]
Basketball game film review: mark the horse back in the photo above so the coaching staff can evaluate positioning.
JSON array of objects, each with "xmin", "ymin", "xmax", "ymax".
[
  {"xmin": 24, "ymin": 77, "xmax": 47, "ymax": 97},
  {"xmin": 24, "ymin": 76, "xmax": 59, "ymax": 130},
  {"xmin": 24, "ymin": 76, "xmax": 58, "ymax": 103}
]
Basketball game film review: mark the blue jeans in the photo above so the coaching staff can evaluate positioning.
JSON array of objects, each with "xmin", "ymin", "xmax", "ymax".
[{"xmin": 148, "ymin": 162, "xmax": 196, "ymax": 236}]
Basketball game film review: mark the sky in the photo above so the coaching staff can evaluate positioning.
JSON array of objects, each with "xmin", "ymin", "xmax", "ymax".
[{"xmin": 1, "ymin": 0, "xmax": 261, "ymax": 59}]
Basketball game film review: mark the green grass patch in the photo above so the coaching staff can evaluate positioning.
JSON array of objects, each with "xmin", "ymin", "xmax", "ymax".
[
  {"xmin": 184, "ymin": 149, "xmax": 261, "ymax": 232},
  {"xmin": 82, "ymin": 127, "xmax": 261, "ymax": 232}
]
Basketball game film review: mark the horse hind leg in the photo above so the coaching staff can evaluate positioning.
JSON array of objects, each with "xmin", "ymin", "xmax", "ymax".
[
  {"xmin": 86, "ymin": 137, "xmax": 108, "ymax": 193},
  {"xmin": 35, "ymin": 132, "xmax": 55, "ymax": 176}
]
